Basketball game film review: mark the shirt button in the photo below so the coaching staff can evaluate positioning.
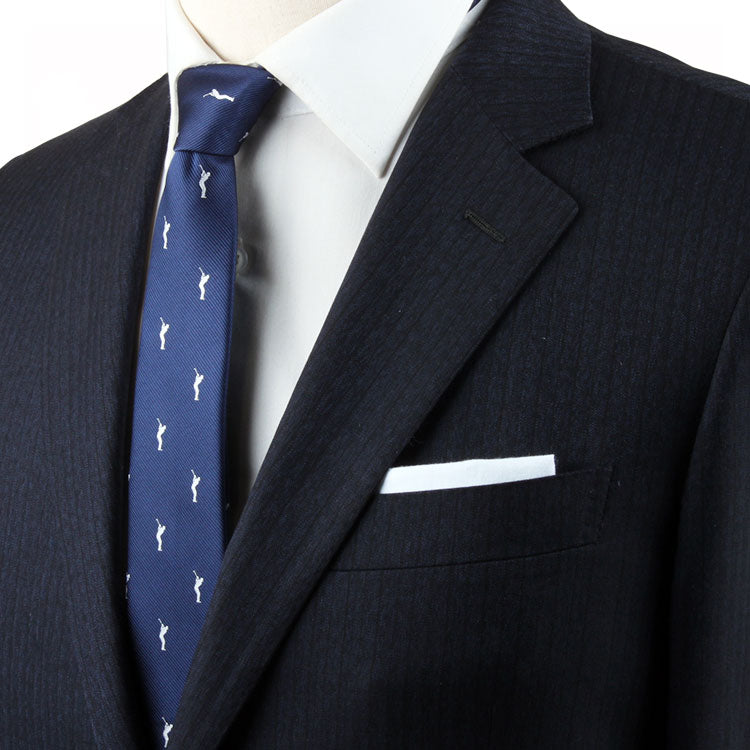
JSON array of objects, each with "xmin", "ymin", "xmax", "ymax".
[{"xmin": 236, "ymin": 237, "xmax": 249, "ymax": 274}]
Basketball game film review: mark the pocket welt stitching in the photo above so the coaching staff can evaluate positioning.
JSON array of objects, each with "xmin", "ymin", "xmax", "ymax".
[{"xmin": 329, "ymin": 464, "xmax": 615, "ymax": 571}]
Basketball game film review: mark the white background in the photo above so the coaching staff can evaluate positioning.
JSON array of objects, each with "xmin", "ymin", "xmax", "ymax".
[{"xmin": 1, "ymin": 0, "xmax": 748, "ymax": 168}]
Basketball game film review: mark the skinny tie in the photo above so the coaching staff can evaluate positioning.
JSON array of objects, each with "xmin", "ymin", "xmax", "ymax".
[{"xmin": 126, "ymin": 63, "xmax": 281, "ymax": 748}]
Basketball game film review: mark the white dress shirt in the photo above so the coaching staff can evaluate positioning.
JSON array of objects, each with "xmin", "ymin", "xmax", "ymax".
[{"xmin": 148, "ymin": 0, "xmax": 488, "ymax": 527}]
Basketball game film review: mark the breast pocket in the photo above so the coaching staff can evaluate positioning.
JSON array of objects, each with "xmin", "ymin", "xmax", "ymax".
[{"xmin": 329, "ymin": 465, "xmax": 614, "ymax": 571}]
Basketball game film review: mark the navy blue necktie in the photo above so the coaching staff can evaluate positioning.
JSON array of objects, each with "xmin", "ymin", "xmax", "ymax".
[{"xmin": 126, "ymin": 63, "xmax": 281, "ymax": 748}]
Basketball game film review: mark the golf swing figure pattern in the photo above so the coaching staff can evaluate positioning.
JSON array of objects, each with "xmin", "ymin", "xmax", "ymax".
[{"xmin": 125, "ymin": 63, "xmax": 282, "ymax": 747}]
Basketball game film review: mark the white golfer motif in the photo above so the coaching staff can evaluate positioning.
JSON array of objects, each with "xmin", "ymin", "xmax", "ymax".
[
  {"xmin": 159, "ymin": 317, "xmax": 170, "ymax": 350},
  {"xmin": 198, "ymin": 267, "xmax": 210, "ymax": 300},
  {"xmin": 202, "ymin": 88, "xmax": 235, "ymax": 102},
  {"xmin": 191, "ymin": 469, "xmax": 201, "ymax": 502},
  {"xmin": 158, "ymin": 618, "xmax": 169, "ymax": 651},
  {"xmin": 155, "ymin": 517, "xmax": 166, "ymax": 551},
  {"xmin": 162, "ymin": 216, "xmax": 171, "ymax": 249},
  {"xmin": 156, "ymin": 418, "xmax": 167, "ymax": 451},
  {"xmin": 193, "ymin": 368, "xmax": 204, "ymax": 401},
  {"xmin": 125, "ymin": 572, "xmax": 130, "ymax": 600},
  {"xmin": 162, "ymin": 717, "xmax": 173, "ymax": 748},
  {"xmin": 193, "ymin": 570, "xmax": 204, "ymax": 603},
  {"xmin": 198, "ymin": 164, "xmax": 211, "ymax": 198}
]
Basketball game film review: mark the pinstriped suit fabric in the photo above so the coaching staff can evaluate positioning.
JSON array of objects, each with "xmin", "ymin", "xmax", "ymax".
[{"xmin": 1, "ymin": 0, "xmax": 749, "ymax": 747}]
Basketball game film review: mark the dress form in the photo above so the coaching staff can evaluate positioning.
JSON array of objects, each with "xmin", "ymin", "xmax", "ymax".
[{"xmin": 178, "ymin": 0, "xmax": 344, "ymax": 62}]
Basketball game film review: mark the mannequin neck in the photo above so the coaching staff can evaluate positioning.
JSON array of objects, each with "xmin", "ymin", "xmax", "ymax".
[{"xmin": 179, "ymin": 0, "xmax": 344, "ymax": 63}]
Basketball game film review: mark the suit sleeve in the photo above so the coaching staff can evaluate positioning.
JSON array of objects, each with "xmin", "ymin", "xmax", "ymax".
[{"xmin": 667, "ymin": 270, "xmax": 750, "ymax": 747}]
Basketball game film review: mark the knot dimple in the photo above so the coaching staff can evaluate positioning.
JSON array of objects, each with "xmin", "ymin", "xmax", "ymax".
[{"xmin": 174, "ymin": 63, "xmax": 282, "ymax": 156}]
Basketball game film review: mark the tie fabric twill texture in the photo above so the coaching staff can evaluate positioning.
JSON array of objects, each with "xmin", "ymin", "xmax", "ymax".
[{"xmin": 126, "ymin": 63, "xmax": 281, "ymax": 748}]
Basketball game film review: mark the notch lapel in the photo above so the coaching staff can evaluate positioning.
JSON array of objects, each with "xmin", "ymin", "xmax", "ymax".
[{"xmin": 170, "ymin": 0, "xmax": 593, "ymax": 744}]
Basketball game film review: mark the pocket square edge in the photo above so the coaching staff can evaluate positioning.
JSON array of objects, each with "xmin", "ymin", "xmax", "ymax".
[{"xmin": 377, "ymin": 453, "xmax": 556, "ymax": 494}]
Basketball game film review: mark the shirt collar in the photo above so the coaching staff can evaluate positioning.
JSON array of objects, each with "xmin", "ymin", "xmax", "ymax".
[{"xmin": 165, "ymin": 0, "xmax": 486, "ymax": 177}]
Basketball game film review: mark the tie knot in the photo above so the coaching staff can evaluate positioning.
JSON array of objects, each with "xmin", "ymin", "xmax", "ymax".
[{"xmin": 174, "ymin": 63, "xmax": 282, "ymax": 156}]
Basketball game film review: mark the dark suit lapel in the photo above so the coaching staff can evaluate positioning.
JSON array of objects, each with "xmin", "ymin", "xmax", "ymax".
[
  {"xmin": 44, "ymin": 77, "xmax": 171, "ymax": 749},
  {"xmin": 170, "ymin": 1, "xmax": 593, "ymax": 746}
]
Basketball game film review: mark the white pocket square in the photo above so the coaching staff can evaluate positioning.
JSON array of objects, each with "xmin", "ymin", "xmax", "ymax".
[{"xmin": 377, "ymin": 454, "xmax": 556, "ymax": 494}]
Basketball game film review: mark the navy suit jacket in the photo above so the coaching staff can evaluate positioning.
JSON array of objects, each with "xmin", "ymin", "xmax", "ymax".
[{"xmin": 2, "ymin": 0, "xmax": 750, "ymax": 747}]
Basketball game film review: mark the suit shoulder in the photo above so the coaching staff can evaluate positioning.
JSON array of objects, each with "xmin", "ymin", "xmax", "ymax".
[
  {"xmin": 588, "ymin": 24, "xmax": 750, "ymax": 107},
  {"xmin": 587, "ymin": 26, "xmax": 750, "ymax": 294},
  {"xmin": 0, "ymin": 74, "xmax": 169, "ymax": 209},
  {"xmin": 583, "ymin": 24, "xmax": 750, "ymax": 214}
]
